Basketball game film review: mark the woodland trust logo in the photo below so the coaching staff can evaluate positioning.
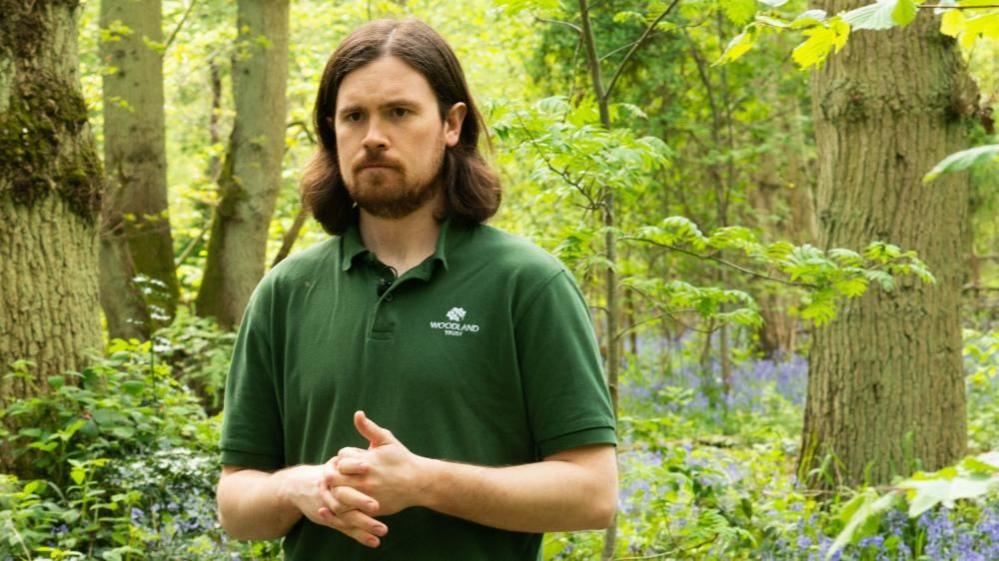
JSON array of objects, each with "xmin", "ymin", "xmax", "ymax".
[{"xmin": 431, "ymin": 307, "xmax": 479, "ymax": 337}]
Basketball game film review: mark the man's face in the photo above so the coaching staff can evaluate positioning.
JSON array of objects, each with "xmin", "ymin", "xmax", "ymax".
[{"xmin": 333, "ymin": 55, "xmax": 465, "ymax": 219}]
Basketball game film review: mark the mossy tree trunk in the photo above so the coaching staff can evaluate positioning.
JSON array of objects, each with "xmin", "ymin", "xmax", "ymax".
[
  {"xmin": 195, "ymin": 0, "xmax": 288, "ymax": 329},
  {"xmin": 0, "ymin": 0, "xmax": 104, "ymax": 470},
  {"xmin": 798, "ymin": 5, "xmax": 979, "ymax": 487},
  {"xmin": 99, "ymin": 0, "xmax": 178, "ymax": 339}
]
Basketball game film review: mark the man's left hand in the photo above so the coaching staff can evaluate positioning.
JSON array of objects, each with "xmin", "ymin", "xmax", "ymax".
[{"xmin": 324, "ymin": 411, "xmax": 431, "ymax": 516}]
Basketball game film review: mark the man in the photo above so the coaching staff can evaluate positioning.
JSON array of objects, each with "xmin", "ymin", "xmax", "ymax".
[{"xmin": 216, "ymin": 18, "xmax": 618, "ymax": 561}]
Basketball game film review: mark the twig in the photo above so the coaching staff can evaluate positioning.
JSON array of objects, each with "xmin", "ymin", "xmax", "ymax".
[
  {"xmin": 614, "ymin": 537, "xmax": 718, "ymax": 560},
  {"xmin": 534, "ymin": 16, "xmax": 582, "ymax": 34},
  {"xmin": 164, "ymin": 0, "xmax": 199, "ymax": 53},
  {"xmin": 176, "ymin": 216, "xmax": 211, "ymax": 267},
  {"xmin": 919, "ymin": 3, "xmax": 999, "ymax": 8},
  {"xmin": 624, "ymin": 236, "xmax": 815, "ymax": 289},
  {"xmin": 626, "ymin": 285, "xmax": 715, "ymax": 334},
  {"xmin": 287, "ymin": 120, "xmax": 316, "ymax": 144},
  {"xmin": 513, "ymin": 113, "xmax": 602, "ymax": 211},
  {"xmin": 604, "ymin": 0, "xmax": 682, "ymax": 102},
  {"xmin": 272, "ymin": 208, "xmax": 309, "ymax": 267}
]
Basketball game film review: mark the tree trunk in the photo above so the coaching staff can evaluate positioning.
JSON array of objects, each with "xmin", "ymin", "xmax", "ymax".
[
  {"xmin": 798, "ymin": 6, "xmax": 978, "ymax": 487},
  {"xmin": 99, "ymin": 0, "xmax": 178, "ymax": 337},
  {"xmin": 195, "ymin": 0, "xmax": 288, "ymax": 329},
  {"xmin": 0, "ymin": 0, "xmax": 104, "ymax": 470}
]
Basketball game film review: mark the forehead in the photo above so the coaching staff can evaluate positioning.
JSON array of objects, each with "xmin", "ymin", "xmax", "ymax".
[{"xmin": 336, "ymin": 55, "xmax": 436, "ymax": 109}]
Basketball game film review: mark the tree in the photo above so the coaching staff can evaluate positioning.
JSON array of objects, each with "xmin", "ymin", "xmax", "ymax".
[
  {"xmin": 99, "ymin": 0, "xmax": 179, "ymax": 339},
  {"xmin": 797, "ymin": 5, "xmax": 980, "ymax": 487},
  {"xmin": 0, "ymin": 0, "xmax": 104, "ymax": 466},
  {"xmin": 195, "ymin": 0, "xmax": 289, "ymax": 329}
]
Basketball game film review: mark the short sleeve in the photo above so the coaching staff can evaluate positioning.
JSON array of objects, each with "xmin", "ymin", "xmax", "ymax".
[
  {"xmin": 219, "ymin": 276, "xmax": 285, "ymax": 471},
  {"xmin": 515, "ymin": 270, "xmax": 617, "ymax": 459}
]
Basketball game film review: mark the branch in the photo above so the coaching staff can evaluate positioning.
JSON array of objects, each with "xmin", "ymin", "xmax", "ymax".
[
  {"xmin": 919, "ymin": 3, "xmax": 999, "ymax": 8},
  {"xmin": 604, "ymin": 0, "xmax": 682, "ymax": 102},
  {"xmin": 534, "ymin": 16, "xmax": 582, "ymax": 35},
  {"xmin": 513, "ymin": 112, "xmax": 602, "ymax": 210},
  {"xmin": 164, "ymin": 0, "xmax": 199, "ymax": 53},
  {"xmin": 625, "ymin": 285, "xmax": 717, "ymax": 334},
  {"xmin": 287, "ymin": 120, "xmax": 316, "ymax": 145},
  {"xmin": 624, "ymin": 236, "xmax": 815, "ymax": 288}
]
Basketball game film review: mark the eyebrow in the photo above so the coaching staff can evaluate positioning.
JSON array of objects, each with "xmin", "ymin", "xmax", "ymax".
[{"xmin": 336, "ymin": 98, "xmax": 420, "ymax": 117}]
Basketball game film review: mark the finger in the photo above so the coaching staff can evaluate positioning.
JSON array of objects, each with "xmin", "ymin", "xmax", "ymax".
[
  {"xmin": 324, "ymin": 464, "xmax": 363, "ymax": 488},
  {"xmin": 354, "ymin": 410, "xmax": 396, "ymax": 447},
  {"xmin": 332, "ymin": 485, "xmax": 379, "ymax": 516},
  {"xmin": 337, "ymin": 457, "xmax": 370, "ymax": 475},
  {"xmin": 322, "ymin": 459, "xmax": 342, "ymax": 487},
  {"xmin": 318, "ymin": 508, "xmax": 386, "ymax": 548},
  {"xmin": 340, "ymin": 508, "xmax": 389, "ymax": 540},
  {"xmin": 337, "ymin": 446, "xmax": 367, "ymax": 458}
]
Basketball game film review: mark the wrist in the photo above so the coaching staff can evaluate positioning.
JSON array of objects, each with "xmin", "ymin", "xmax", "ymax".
[
  {"xmin": 272, "ymin": 465, "xmax": 301, "ymax": 512},
  {"xmin": 412, "ymin": 455, "xmax": 443, "ymax": 510}
]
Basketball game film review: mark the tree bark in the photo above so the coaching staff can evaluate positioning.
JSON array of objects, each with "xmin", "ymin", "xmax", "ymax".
[
  {"xmin": 798, "ymin": 6, "xmax": 978, "ymax": 487},
  {"xmin": 0, "ymin": 0, "xmax": 104, "ymax": 469},
  {"xmin": 195, "ymin": 0, "xmax": 289, "ymax": 329},
  {"xmin": 99, "ymin": 0, "xmax": 178, "ymax": 337}
]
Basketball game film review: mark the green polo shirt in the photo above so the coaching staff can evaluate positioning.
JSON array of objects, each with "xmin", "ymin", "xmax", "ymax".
[{"xmin": 220, "ymin": 218, "xmax": 617, "ymax": 561}]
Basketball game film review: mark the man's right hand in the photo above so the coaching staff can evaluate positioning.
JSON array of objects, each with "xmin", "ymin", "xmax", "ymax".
[{"xmin": 278, "ymin": 459, "xmax": 389, "ymax": 548}]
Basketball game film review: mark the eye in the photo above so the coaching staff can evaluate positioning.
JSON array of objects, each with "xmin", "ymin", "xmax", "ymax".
[
  {"xmin": 346, "ymin": 112, "xmax": 362, "ymax": 122},
  {"xmin": 392, "ymin": 107, "xmax": 409, "ymax": 118}
]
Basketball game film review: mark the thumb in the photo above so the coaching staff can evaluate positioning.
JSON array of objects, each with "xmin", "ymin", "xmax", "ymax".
[{"xmin": 354, "ymin": 410, "xmax": 396, "ymax": 447}]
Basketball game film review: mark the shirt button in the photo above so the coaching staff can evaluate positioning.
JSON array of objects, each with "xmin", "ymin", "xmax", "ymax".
[{"xmin": 384, "ymin": 292, "xmax": 393, "ymax": 302}]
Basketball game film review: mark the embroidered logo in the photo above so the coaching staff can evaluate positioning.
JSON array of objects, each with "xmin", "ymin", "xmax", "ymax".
[{"xmin": 431, "ymin": 307, "xmax": 479, "ymax": 337}]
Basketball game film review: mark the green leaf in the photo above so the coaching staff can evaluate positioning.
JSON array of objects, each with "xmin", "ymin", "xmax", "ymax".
[
  {"xmin": 899, "ymin": 475, "xmax": 996, "ymax": 517},
  {"xmin": 715, "ymin": 27, "xmax": 758, "ymax": 65},
  {"xmin": 790, "ymin": 9, "xmax": 828, "ymax": 29},
  {"xmin": 940, "ymin": 8, "xmax": 964, "ymax": 37},
  {"xmin": 842, "ymin": 0, "xmax": 905, "ymax": 30},
  {"xmin": 792, "ymin": 19, "xmax": 850, "ymax": 69},
  {"xmin": 493, "ymin": 0, "xmax": 561, "ymax": 11},
  {"xmin": 755, "ymin": 14, "xmax": 789, "ymax": 28},
  {"xmin": 800, "ymin": 293, "xmax": 838, "ymax": 325},
  {"xmin": 70, "ymin": 467, "xmax": 86, "ymax": 485},
  {"xmin": 834, "ymin": 277, "xmax": 869, "ymax": 297},
  {"xmin": 721, "ymin": 0, "xmax": 758, "ymax": 25},
  {"xmin": 111, "ymin": 426, "xmax": 136, "ymax": 439},
  {"xmin": 923, "ymin": 144, "xmax": 999, "ymax": 183},
  {"xmin": 826, "ymin": 491, "xmax": 897, "ymax": 560},
  {"xmin": 121, "ymin": 380, "xmax": 145, "ymax": 396},
  {"xmin": 891, "ymin": 0, "xmax": 918, "ymax": 26},
  {"xmin": 963, "ymin": 456, "xmax": 999, "ymax": 474},
  {"xmin": 47, "ymin": 375, "xmax": 65, "ymax": 389},
  {"xmin": 828, "ymin": 248, "xmax": 863, "ymax": 266}
]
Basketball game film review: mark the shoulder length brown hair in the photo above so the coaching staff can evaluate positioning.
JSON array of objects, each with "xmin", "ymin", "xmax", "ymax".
[{"xmin": 300, "ymin": 18, "xmax": 501, "ymax": 235}]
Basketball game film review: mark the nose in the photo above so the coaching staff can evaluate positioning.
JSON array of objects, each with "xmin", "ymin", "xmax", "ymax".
[{"xmin": 361, "ymin": 117, "xmax": 389, "ymax": 152}]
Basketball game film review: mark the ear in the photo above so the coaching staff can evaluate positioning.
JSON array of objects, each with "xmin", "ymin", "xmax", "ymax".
[{"xmin": 443, "ymin": 102, "xmax": 467, "ymax": 148}]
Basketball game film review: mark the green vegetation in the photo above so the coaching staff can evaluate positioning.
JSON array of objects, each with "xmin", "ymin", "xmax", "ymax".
[{"xmin": 1, "ymin": 0, "xmax": 997, "ymax": 559}]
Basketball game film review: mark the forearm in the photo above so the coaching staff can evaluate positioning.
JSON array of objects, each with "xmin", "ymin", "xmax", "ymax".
[
  {"xmin": 417, "ymin": 457, "xmax": 616, "ymax": 533},
  {"xmin": 217, "ymin": 467, "xmax": 301, "ymax": 540}
]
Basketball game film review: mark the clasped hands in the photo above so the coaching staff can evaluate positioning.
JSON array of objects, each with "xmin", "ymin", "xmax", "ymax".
[{"xmin": 295, "ymin": 410, "xmax": 429, "ymax": 548}]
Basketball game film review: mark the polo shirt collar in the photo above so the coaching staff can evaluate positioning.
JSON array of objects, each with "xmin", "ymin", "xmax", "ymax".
[{"xmin": 340, "ymin": 217, "xmax": 463, "ymax": 273}]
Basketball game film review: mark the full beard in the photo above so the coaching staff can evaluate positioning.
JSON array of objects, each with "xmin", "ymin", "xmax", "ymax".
[{"xmin": 346, "ymin": 156, "xmax": 443, "ymax": 219}]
